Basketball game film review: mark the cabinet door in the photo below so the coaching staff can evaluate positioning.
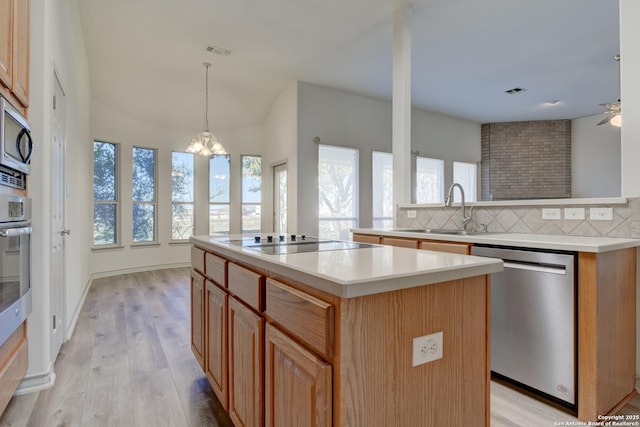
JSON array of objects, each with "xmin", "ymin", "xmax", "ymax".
[
  {"xmin": 205, "ymin": 280, "xmax": 228, "ymax": 409},
  {"xmin": 381, "ymin": 237, "xmax": 419, "ymax": 248},
  {"xmin": 352, "ymin": 233, "xmax": 380, "ymax": 244},
  {"xmin": 190, "ymin": 269, "xmax": 205, "ymax": 368},
  {"xmin": 420, "ymin": 241, "xmax": 470, "ymax": 254},
  {"xmin": 11, "ymin": 0, "xmax": 28, "ymax": 107},
  {"xmin": 0, "ymin": 0, "xmax": 13, "ymax": 89},
  {"xmin": 228, "ymin": 297, "xmax": 264, "ymax": 427},
  {"xmin": 265, "ymin": 324, "xmax": 332, "ymax": 427}
]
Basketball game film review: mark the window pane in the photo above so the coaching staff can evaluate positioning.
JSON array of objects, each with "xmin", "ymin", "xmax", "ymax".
[
  {"xmin": 94, "ymin": 141, "xmax": 116, "ymax": 201},
  {"xmin": 373, "ymin": 219, "xmax": 394, "ymax": 229},
  {"xmin": 133, "ymin": 204, "xmax": 155, "ymax": 242},
  {"xmin": 210, "ymin": 155, "xmax": 230, "ymax": 203},
  {"xmin": 242, "ymin": 155, "xmax": 261, "ymax": 233},
  {"xmin": 242, "ymin": 204, "xmax": 261, "ymax": 233},
  {"xmin": 209, "ymin": 205, "xmax": 230, "ymax": 234},
  {"xmin": 453, "ymin": 161, "xmax": 477, "ymax": 202},
  {"xmin": 318, "ymin": 145, "xmax": 358, "ymax": 240},
  {"xmin": 172, "ymin": 152, "xmax": 194, "ymax": 203},
  {"xmin": 372, "ymin": 151, "xmax": 393, "ymax": 221},
  {"xmin": 133, "ymin": 147, "xmax": 155, "ymax": 202},
  {"xmin": 416, "ymin": 157, "xmax": 444, "ymax": 204},
  {"xmin": 172, "ymin": 204, "xmax": 194, "ymax": 240},
  {"xmin": 242, "ymin": 156, "xmax": 261, "ymax": 203},
  {"xmin": 94, "ymin": 203, "xmax": 116, "ymax": 245}
]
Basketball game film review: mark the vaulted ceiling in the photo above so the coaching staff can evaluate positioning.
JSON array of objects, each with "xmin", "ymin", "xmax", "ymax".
[{"xmin": 78, "ymin": 0, "xmax": 620, "ymax": 133}]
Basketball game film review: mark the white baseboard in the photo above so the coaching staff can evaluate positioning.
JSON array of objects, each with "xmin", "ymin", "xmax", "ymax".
[
  {"xmin": 15, "ymin": 366, "xmax": 56, "ymax": 395},
  {"xmin": 90, "ymin": 262, "xmax": 190, "ymax": 280},
  {"xmin": 65, "ymin": 276, "xmax": 92, "ymax": 341}
]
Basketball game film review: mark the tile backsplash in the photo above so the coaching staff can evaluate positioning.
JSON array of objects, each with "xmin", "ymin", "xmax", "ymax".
[{"xmin": 396, "ymin": 198, "xmax": 640, "ymax": 239}]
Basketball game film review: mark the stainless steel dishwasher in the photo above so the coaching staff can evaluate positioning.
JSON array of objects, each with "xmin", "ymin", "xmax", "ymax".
[{"xmin": 471, "ymin": 245, "xmax": 577, "ymax": 407}]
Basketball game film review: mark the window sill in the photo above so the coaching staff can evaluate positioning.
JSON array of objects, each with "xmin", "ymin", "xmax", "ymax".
[
  {"xmin": 169, "ymin": 241, "xmax": 192, "ymax": 246},
  {"xmin": 131, "ymin": 242, "xmax": 161, "ymax": 248},
  {"xmin": 92, "ymin": 245, "xmax": 125, "ymax": 252}
]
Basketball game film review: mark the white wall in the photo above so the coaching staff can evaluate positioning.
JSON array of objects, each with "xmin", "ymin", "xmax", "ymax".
[
  {"xmin": 23, "ymin": 0, "xmax": 92, "ymax": 390},
  {"xmin": 296, "ymin": 82, "xmax": 480, "ymax": 233},
  {"xmin": 571, "ymin": 114, "xmax": 621, "ymax": 198},
  {"xmin": 90, "ymin": 101, "xmax": 265, "ymax": 275},
  {"xmin": 262, "ymin": 82, "xmax": 299, "ymax": 233}
]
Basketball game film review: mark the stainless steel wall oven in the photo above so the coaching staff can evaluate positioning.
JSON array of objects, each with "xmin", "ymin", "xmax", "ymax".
[{"xmin": 0, "ymin": 194, "xmax": 31, "ymax": 347}]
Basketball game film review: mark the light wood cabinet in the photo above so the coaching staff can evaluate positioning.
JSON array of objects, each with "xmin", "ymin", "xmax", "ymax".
[
  {"xmin": 381, "ymin": 236, "xmax": 419, "ymax": 248},
  {"xmin": 420, "ymin": 240, "xmax": 471, "ymax": 254},
  {"xmin": 0, "ymin": 322, "xmax": 27, "ymax": 416},
  {"xmin": 205, "ymin": 280, "xmax": 228, "ymax": 410},
  {"xmin": 190, "ymin": 269, "xmax": 205, "ymax": 368},
  {"xmin": 228, "ymin": 297, "xmax": 264, "ymax": 427},
  {"xmin": 0, "ymin": 0, "xmax": 29, "ymax": 111},
  {"xmin": 352, "ymin": 233, "xmax": 381, "ymax": 244},
  {"xmin": 265, "ymin": 323, "xmax": 332, "ymax": 427}
]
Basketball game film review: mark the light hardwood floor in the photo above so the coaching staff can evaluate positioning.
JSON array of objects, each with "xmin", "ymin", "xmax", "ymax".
[{"xmin": 0, "ymin": 267, "xmax": 638, "ymax": 427}]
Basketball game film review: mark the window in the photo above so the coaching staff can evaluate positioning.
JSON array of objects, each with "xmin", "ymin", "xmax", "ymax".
[
  {"xmin": 453, "ymin": 161, "xmax": 477, "ymax": 202},
  {"xmin": 171, "ymin": 152, "xmax": 195, "ymax": 240},
  {"xmin": 242, "ymin": 155, "xmax": 262, "ymax": 233},
  {"xmin": 132, "ymin": 147, "xmax": 157, "ymax": 243},
  {"xmin": 93, "ymin": 141, "xmax": 119, "ymax": 246},
  {"xmin": 416, "ymin": 157, "xmax": 444, "ymax": 204},
  {"xmin": 318, "ymin": 144, "xmax": 359, "ymax": 240},
  {"xmin": 372, "ymin": 151, "xmax": 393, "ymax": 229},
  {"xmin": 209, "ymin": 155, "xmax": 230, "ymax": 234}
]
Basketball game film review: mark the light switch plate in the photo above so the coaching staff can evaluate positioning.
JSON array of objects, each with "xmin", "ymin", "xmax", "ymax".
[
  {"xmin": 590, "ymin": 208, "xmax": 613, "ymax": 221},
  {"xmin": 542, "ymin": 208, "xmax": 561, "ymax": 220},
  {"xmin": 564, "ymin": 208, "xmax": 585, "ymax": 220},
  {"xmin": 407, "ymin": 210, "xmax": 417, "ymax": 219},
  {"xmin": 412, "ymin": 331, "xmax": 443, "ymax": 367}
]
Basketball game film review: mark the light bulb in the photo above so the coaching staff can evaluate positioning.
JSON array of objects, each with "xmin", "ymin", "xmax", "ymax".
[{"xmin": 610, "ymin": 114, "xmax": 622, "ymax": 127}]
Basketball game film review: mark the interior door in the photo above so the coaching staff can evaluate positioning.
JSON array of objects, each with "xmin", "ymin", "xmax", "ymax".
[
  {"xmin": 51, "ymin": 71, "xmax": 67, "ymax": 360},
  {"xmin": 273, "ymin": 163, "xmax": 287, "ymax": 234}
]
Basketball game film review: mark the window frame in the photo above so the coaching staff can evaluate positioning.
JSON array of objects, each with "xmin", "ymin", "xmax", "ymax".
[
  {"xmin": 93, "ymin": 140, "xmax": 121, "ymax": 249},
  {"xmin": 372, "ymin": 151, "xmax": 393, "ymax": 229},
  {"xmin": 171, "ymin": 151, "xmax": 196, "ymax": 242},
  {"xmin": 241, "ymin": 154, "xmax": 262, "ymax": 234},
  {"xmin": 132, "ymin": 146, "xmax": 158, "ymax": 245},
  {"xmin": 209, "ymin": 154, "xmax": 231, "ymax": 235},
  {"xmin": 318, "ymin": 144, "xmax": 359, "ymax": 240}
]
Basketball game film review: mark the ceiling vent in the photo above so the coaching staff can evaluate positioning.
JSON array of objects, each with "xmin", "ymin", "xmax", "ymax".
[
  {"xmin": 505, "ymin": 87, "xmax": 526, "ymax": 95},
  {"xmin": 206, "ymin": 45, "xmax": 232, "ymax": 56}
]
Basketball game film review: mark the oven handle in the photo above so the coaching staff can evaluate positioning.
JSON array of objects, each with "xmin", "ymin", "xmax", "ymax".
[{"xmin": 0, "ymin": 226, "xmax": 33, "ymax": 237}]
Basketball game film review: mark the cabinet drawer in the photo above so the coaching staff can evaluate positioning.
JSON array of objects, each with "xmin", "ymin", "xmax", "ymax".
[
  {"xmin": 381, "ymin": 237, "xmax": 419, "ymax": 249},
  {"xmin": 191, "ymin": 246, "xmax": 205, "ymax": 274},
  {"xmin": 265, "ymin": 279, "xmax": 333, "ymax": 359},
  {"xmin": 205, "ymin": 252, "xmax": 227, "ymax": 287},
  {"xmin": 353, "ymin": 234, "xmax": 381, "ymax": 244},
  {"xmin": 228, "ymin": 263, "xmax": 265, "ymax": 312},
  {"xmin": 420, "ymin": 241, "xmax": 470, "ymax": 254}
]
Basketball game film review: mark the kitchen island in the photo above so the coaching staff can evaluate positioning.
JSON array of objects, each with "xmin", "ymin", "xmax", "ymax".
[
  {"xmin": 190, "ymin": 234, "xmax": 502, "ymax": 427},
  {"xmin": 352, "ymin": 228, "xmax": 640, "ymax": 422}
]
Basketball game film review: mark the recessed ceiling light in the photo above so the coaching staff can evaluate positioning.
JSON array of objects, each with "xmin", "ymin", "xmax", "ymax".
[
  {"xmin": 206, "ymin": 45, "xmax": 232, "ymax": 56},
  {"xmin": 544, "ymin": 100, "xmax": 560, "ymax": 106},
  {"xmin": 505, "ymin": 87, "xmax": 526, "ymax": 95}
]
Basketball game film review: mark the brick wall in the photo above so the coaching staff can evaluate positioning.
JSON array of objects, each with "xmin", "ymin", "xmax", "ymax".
[{"xmin": 480, "ymin": 120, "xmax": 571, "ymax": 200}]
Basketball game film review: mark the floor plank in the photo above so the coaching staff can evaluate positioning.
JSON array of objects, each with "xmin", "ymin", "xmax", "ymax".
[{"xmin": 1, "ymin": 267, "xmax": 638, "ymax": 426}]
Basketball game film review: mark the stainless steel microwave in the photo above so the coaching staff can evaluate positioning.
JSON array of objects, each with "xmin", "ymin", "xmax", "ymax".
[{"xmin": 0, "ymin": 95, "xmax": 32, "ymax": 175}]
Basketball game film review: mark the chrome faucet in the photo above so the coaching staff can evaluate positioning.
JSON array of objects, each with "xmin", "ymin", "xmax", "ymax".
[{"xmin": 445, "ymin": 183, "xmax": 472, "ymax": 231}]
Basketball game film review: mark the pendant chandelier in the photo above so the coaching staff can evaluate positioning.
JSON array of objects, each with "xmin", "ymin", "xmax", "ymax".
[{"xmin": 186, "ymin": 63, "xmax": 226, "ymax": 155}]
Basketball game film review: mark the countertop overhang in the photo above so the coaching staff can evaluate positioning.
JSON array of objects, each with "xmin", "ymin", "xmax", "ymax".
[
  {"xmin": 352, "ymin": 228, "xmax": 640, "ymax": 253},
  {"xmin": 190, "ymin": 235, "xmax": 503, "ymax": 298}
]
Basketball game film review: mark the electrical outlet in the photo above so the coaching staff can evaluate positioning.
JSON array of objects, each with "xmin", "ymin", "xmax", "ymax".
[
  {"xmin": 541, "ymin": 208, "xmax": 561, "ymax": 220},
  {"xmin": 412, "ymin": 331, "xmax": 443, "ymax": 367},
  {"xmin": 564, "ymin": 207, "xmax": 585, "ymax": 220},
  {"xmin": 407, "ymin": 210, "xmax": 417, "ymax": 219},
  {"xmin": 590, "ymin": 208, "xmax": 613, "ymax": 221}
]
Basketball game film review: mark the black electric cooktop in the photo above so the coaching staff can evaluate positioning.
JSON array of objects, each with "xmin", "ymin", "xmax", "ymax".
[{"xmin": 226, "ymin": 235, "xmax": 376, "ymax": 255}]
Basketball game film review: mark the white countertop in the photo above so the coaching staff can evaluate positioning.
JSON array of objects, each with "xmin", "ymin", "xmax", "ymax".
[
  {"xmin": 352, "ymin": 228, "xmax": 640, "ymax": 253},
  {"xmin": 190, "ymin": 234, "xmax": 503, "ymax": 298}
]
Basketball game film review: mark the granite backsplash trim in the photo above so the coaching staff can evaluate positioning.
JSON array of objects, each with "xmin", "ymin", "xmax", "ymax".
[{"xmin": 396, "ymin": 198, "xmax": 640, "ymax": 239}]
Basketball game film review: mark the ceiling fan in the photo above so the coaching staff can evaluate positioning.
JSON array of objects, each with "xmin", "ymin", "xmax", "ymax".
[
  {"xmin": 597, "ymin": 101, "xmax": 621, "ymax": 126},
  {"xmin": 597, "ymin": 54, "xmax": 621, "ymax": 127}
]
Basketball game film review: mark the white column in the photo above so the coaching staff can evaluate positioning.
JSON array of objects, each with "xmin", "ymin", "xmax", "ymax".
[
  {"xmin": 392, "ymin": 4, "xmax": 413, "ymax": 224},
  {"xmin": 620, "ymin": 0, "xmax": 640, "ymax": 196}
]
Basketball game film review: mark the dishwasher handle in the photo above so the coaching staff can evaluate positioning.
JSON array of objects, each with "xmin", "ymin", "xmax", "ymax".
[{"xmin": 503, "ymin": 261, "xmax": 566, "ymax": 275}]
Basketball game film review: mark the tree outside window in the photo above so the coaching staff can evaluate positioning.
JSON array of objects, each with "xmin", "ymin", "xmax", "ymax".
[
  {"xmin": 172, "ymin": 152, "xmax": 195, "ymax": 240},
  {"xmin": 93, "ymin": 141, "xmax": 119, "ymax": 246},
  {"xmin": 132, "ymin": 147, "xmax": 157, "ymax": 243}
]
